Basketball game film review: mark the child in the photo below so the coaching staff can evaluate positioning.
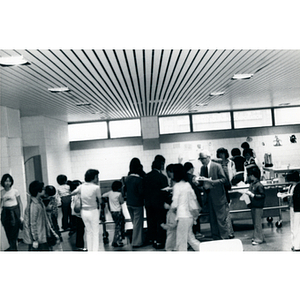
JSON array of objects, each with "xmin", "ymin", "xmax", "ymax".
[
  {"xmin": 243, "ymin": 148, "xmax": 257, "ymax": 183},
  {"xmin": 161, "ymin": 200, "xmax": 177, "ymax": 251},
  {"xmin": 42, "ymin": 185, "xmax": 62, "ymax": 245},
  {"xmin": 56, "ymin": 174, "xmax": 71, "ymax": 231},
  {"xmin": 102, "ymin": 180, "xmax": 125, "ymax": 247},
  {"xmin": 245, "ymin": 166, "xmax": 265, "ymax": 245},
  {"xmin": 278, "ymin": 171, "xmax": 300, "ymax": 251}
]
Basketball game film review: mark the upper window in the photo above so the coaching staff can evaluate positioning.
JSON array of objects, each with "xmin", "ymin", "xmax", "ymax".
[
  {"xmin": 159, "ymin": 115, "xmax": 190, "ymax": 134},
  {"xmin": 192, "ymin": 112, "xmax": 231, "ymax": 132},
  {"xmin": 274, "ymin": 107, "xmax": 300, "ymax": 125},
  {"xmin": 109, "ymin": 119, "xmax": 141, "ymax": 138},
  {"xmin": 68, "ymin": 122, "xmax": 108, "ymax": 141},
  {"xmin": 233, "ymin": 109, "xmax": 272, "ymax": 129}
]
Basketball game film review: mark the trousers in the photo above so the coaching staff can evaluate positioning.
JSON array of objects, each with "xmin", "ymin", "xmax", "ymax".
[
  {"xmin": 81, "ymin": 208, "xmax": 100, "ymax": 251},
  {"xmin": 251, "ymin": 207, "xmax": 264, "ymax": 243},
  {"xmin": 290, "ymin": 207, "xmax": 300, "ymax": 250}
]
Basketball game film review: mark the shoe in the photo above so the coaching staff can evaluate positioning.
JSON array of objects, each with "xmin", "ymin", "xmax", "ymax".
[
  {"xmin": 228, "ymin": 234, "xmax": 235, "ymax": 239},
  {"xmin": 155, "ymin": 243, "xmax": 165, "ymax": 250},
  {"xmin": 195, "ymin": 233, "xmax": 205, "ymax": 239},
  {"xmin": 76, "ymin": 247, "xmax": 87, "ymax": 251},
  {"xmin": 112, "ymin": 242, "xmax": 124, "ymax": 247},
  {"xmin": 252, "ymin": 241, "xmax": 263, "ymax": 245}
]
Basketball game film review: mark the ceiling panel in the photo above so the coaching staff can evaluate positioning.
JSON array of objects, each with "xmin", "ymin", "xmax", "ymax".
[{"xmin": 1, "ymin": 49, "xmax": 300, "ymax": 123}]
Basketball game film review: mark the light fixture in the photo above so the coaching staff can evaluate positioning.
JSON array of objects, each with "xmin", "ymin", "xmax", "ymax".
[
  {"xmin": 75, "ymin": 102, "xmax": 91, "ymax": 107},
  {"xmin": 0, "ymin": 55, "xmax": 29, "ymax": 66},
  {"xmin": 209, "ymin": 91, "xmax": 225, "ymax": 96},
  {"xmin": 278, "ymin": 102, "xmax": 290, "ymax": 106},
  {"xmin": 231, "ymin": 73, "xmax": 253, "ymax": 80},
  {"xmin": 196, "ymin": 103, "xmax": 208, "ymax": 107},
  {"xmin": 48, "ymin": 87, "xmax": 70, "ymax": 93}
]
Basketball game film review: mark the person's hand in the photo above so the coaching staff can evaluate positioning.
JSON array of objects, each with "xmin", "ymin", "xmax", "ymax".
[
  {"xmin": 33, "ymin": 241, "xmax": 39, "ymax": 249},
  {"xmin": 20, "ymin": 217, "xmax": 24, "ymax": 222},
  {"xmin": 246, "ymin": 191, "xmax": 254, "ymax": 198}
]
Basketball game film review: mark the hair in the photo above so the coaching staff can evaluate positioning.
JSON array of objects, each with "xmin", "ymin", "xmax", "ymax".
[
  {"xmin": 231, "ymin": 148, "xmax": 241, "ymax": 157},
  {"xmin": 183, "ymin": 162, "xmax": 194, "ymax": 173},
  {"xmin": 152, "ymin": 159, "xmax": 162, "ymax": 170},
  {"xmin": 166, "ymin": 164, "xmax": 174, "ymax": 173},
  {"xmin": 173, "ymin": 163, "xmax": 185, "ymax": 183},
  {"xmin": 199, "ymin": 149, "xmax": 211, "ymax": 158},
  {"xmin": 243, "ymin": 148, "xmax": 254, "ymax": 158},
  {"xmin": 216, "ymin": 147, "xmax": 229, "ymax": 159},
  {"xmin": 286, "ymin": 171, "xmax": 300, "ymax": 182},
  {"xmin": 45, "ymin": 185, "xmax": 56, "ymax": 197},
  {"xmin": 69, "ymin": 180, "xmax": 82, "ymax": 192},
  {"xmin": 154, "ymin": 155, "xmax": 165, "ymax": 164},
  {"xmin": 1, "ymin": 173, "xmax": 14, "ymax": 188},
  {"xmin": 112, "ymin": 180, "xmax": 122, "ymax": 192},
  {"xmin": 129, "ymin": 157, "xmax": 142, "ymax": 175},
  {"xmin": 56, "ymin": 174, "xmax": 67, "ymax": 185},
  {"xmin": 241, "ymin": 142, "xmax": 250, "ymax": 149},
  {"xmin": 247, "ymin": 166, "xmax": 261, "ymax": 180},
  {"xmin": 29, "ymin": 180, "xmax": 44, "ymax": 197},
  {"xmin": 84, "ymin": 169, "xmax": 99, "ymax": 182}
]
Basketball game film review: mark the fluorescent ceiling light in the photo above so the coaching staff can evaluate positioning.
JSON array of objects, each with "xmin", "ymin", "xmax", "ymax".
[
  {"xmin": 76, "ymin": 102, "xmax": 91, "ymax": 106},
  {"xmin": 196, "ymin": 103, "xmax": 208, "ymax": 107},
  {"xmin": 48, "ymin": 87, "xmax": 70, "ymax": 93},
  {"xmin": 0, "ymin": 55, "xmax": 29, "ymax": 66},
  {"xmin": 231, "ymin": 73, "xmax": 253, "ymax": 80},
  {"xmin": 209, "ymin": 91, "xmax": 225, "ymax": 96}
]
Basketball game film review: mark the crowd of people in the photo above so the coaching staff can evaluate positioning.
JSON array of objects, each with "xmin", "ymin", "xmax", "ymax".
[{"xmin": 1, "ymin": 142, "xmax": 300, "ymax": 251}]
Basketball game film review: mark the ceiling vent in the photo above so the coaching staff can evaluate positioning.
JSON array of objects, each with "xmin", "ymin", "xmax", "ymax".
[{"xmin": 48, "ymin": 87, "xmax": 70, "ymax": 93}]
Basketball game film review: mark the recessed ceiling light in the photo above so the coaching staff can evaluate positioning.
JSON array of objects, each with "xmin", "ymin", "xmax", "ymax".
[
  {"xmin": 231, "ymin": 73, "xmax": 253, "ymax": 80},
  {"xmin": 188, "ymin": 109, "xmax": 199, "ymax": 113},
  {"xmin": 0, "ymin": 55, "xmax": 29, "ymax": 66},
  {"xmin": 196, "ymin": 103, "xmax": 208, "ymax": 107},
  {"xmin": 209, "ymin": 91, "xmax": 225, "ymax": 96},
  {"xmin": 48, "ymin": 87, "xmax": 70, "ymax": 93},
  {"xmin": 278, "ymin": 102, "xmax": 290, "ymax": 106},
  {"xmin": 76, "ymin": 102, "xmax": 91, "ymax": 106}
]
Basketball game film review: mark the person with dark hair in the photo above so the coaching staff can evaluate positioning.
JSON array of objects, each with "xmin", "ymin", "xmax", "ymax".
[
  {"xmin": 170, "ymin": 164, "xmax": 200, "ymax": 251},
  {"xmin": 56, "ymin": 174, "xmax": 71, "ymax": 231},
  {"xmin": 71, "ymin": 169, "xmax": 101, "ymax": 251},
  {"xmin": 245, "ymin": 166, "xmax": 265, "ymax": 245},
  {"xmin": 42, "ymin": 185, "xmax": 62, "ymax": 246},
  {"xmin": 144, "ymin": 155, "xmax": 169, "ymax": 249},
  {"xmin": 183, "ymin": 162, "xmax": 204, "ymax": 239},
  {"xmin": 102, "ymin": 180, "xmax": 125, "ymax": 247},
  {"xmin": 278, "ymin": 171, "xmax": 300, "ymax": 251},
  {"xmin": 23, "ymin": 180, "xmax": 50, "ymax": 251},
  {"xmin": 230, "ymin": 148, "xmax": 246, "ymax": 185},
  {"xmin": 166, "ymin": 164, "xmax": 175, "ymax": 187},
  {"xmin": 243, "ymin": 148, "xmax": 257, "ymax": 183},
  {"xmin": 124, "ymin": 158, "xmax": 145, "ymax": 248},
  {"xmin": 70, "ymin": 180, "xmax": 86, "ymax": 251},
  {"xmin": 0, "ymin": 173, "xmax": 23, "ymax": 251}
]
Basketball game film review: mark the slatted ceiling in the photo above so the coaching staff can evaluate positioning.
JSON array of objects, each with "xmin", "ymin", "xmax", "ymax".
[{"xmin": 1, "ymin": 49, "xmax": 300, "ymax": 122}]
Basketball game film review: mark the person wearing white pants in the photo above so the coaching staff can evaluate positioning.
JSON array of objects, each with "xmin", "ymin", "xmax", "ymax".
[
  {"xmin": 81, "ymin": 208, "xmax": 100, "ymax": 251},
  {"xmin": 71, "ymin": 169, "xmax": 101, "ymax": 252}
]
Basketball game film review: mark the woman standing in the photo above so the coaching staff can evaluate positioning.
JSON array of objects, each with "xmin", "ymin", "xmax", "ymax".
[
  {"xmin": 0, "ymin": 174, "xmax": 23, "ymax": 251},
  {"xmin": 124, "ymin": 158, "xmax": 145, "ymax": 248},
  {"xmin": 71, "ymin": 169, "xmax": 101, "ymax": 251}
]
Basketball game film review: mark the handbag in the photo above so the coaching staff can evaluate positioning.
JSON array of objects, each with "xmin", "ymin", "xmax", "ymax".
[{"xmin": 74, "ymin": 195, "xmax": 82, "ymax": 214}]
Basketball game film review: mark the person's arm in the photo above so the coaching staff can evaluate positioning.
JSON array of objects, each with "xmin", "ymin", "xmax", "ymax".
[
  {"xmin": 30, "ymin": 204, "xmax": 39, "ymax": 247},
  {"xmin": 17, "ymin": 194, "xmax": 24, "ymax": 221},
  {"xmin": 118, "ymin": 193, "xmax": 124, "ymax": 205},
  {"xmin": 96, "ymin": 186, "xmax": 102, "ymax": 206}
]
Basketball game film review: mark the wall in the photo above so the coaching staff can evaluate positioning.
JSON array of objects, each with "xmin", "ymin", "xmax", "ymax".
[{"xmin": 69, "ymin": 123, "xmax": 300, "ymax": 182}]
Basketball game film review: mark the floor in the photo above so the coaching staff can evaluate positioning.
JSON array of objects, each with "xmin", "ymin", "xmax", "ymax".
[{"xmin": 15, "ymin": 208, "xmax": 294, "ymax": 251}]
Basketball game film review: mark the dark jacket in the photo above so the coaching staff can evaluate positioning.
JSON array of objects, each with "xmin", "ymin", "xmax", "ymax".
[
  {"xmin": 248, "ymin": 180, "xmax": 265, "ymax": 208},
  {"xmin": 144, "ymin": 169, "xmax": 169, "ymax": 209},
  {"xmin": 293, "ymin": 182, "xmax": 300, "ymax": 212},
  {"xmin": 124, "ymin": 174, "xmax": 144, "ymax": 207}
]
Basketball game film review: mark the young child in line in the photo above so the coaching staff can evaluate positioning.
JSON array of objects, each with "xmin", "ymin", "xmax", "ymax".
[
  {"xmin": 56, "ymin": 174, "xmax": 71, "ymax": 231},
  {"xmin": 245, "ymin": 166, "xmax": 265, "ymax": 245},
  {"xmin": 161, "ymin": 199, "xmax": 177, "ymax": 251},
  {"xmin": 102, "ymin": 180, "xmax": 125, "ymax": 247}
]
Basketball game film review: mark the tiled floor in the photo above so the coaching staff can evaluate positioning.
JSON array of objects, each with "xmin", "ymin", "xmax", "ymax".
[{"xmin": 15, "ymin": 208, "xmax": 294, "ymax": 251}]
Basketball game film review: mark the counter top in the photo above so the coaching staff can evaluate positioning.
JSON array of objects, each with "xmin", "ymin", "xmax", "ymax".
[
  {"xmin": 263, "ymin": 166, "xmax": 300, "ymax": 173},
  {"xmin": 230, "ymin": 181, "xmax": 290, "ymax": 192}
]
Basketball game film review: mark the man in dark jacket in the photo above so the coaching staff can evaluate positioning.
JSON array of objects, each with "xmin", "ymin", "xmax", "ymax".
[{"xmin": 144, "ymin": 156, "xmax": 169, "ymax": 249}]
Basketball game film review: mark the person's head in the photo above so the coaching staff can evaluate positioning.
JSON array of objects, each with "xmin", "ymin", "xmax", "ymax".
[
  {"xmin": 231, "ymin": 148, "xmax": 241, "ymax": 157},
  {"xmin": 1, "ymin": 173, "xmax": 14, "ymax": 189},
  {"xmin": 129, "ymin": 157, "xmax": 142, "ymax": 175},
  {"xmin": 154, "ymin": 155, "xmax": 166, "ymax": 171},
  {"xmin": 183, "ymin": 162, "xmax": 194, "ymax": 174},
  {"xmin": 56, "ymin": 174, "xmax": 67, "ymax": 185},
  {"xmin": 247, "ymin": 167, "xmax": 261, "ymax": 181},
  {"xmin": 152, "ymin": 159, "xmax": 163, "ymax": 171},
  {"xmin": 84, "ymin": 169, "xmax": 99, "ymax": 183},
  {"xmin": 112, "ymin": 180, "xmax": 122, "ymax": 192},
  {"xmin": 173, "ymin": 163, "xmax": 185, "ymax": 183},
  {"xmin": 241, "ymin": 142, "xmax": 250, "ymax": 150},
  {"xmin": 166, "ymin": 164, "xmax": 174, "ymax": 179},
  {"xmin": 216, "ymin": 147, "xmax": 229, "ymax": 160},
  {"xmin": 243, "ymin": 148, "xmax": 254, "ymax": 161},
  {"xmin": 29, "ymin": 180, "xmax": 44, "ymax": 198},
  {"xmin": 198, "ymin": 150, "xmax": 211, "ymax": 166},
  {"xmin": 286, "ymin": 171, "xmax": 300, "ymax": 183},
  {"xmin": 69, "ymin": 180, "xmax": 82, "ymax": 192},
  {"xmin": 44, "ymin": 185, "xmax": 56, "ymax": 197}
]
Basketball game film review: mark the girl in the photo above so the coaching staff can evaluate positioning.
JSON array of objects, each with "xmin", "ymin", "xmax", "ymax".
[{"xmin": 0, "ymin": 174, "xmax": 23, "ymax": 251}]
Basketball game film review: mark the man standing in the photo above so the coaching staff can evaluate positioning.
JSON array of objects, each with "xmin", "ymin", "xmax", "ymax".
[
  {"xmin": 198, "ymin": 150, "xmax": 230, "ymax": 240},
  {"xmin": 144, "ymin": 155, "xmax": 169, "ymax": 249}
]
